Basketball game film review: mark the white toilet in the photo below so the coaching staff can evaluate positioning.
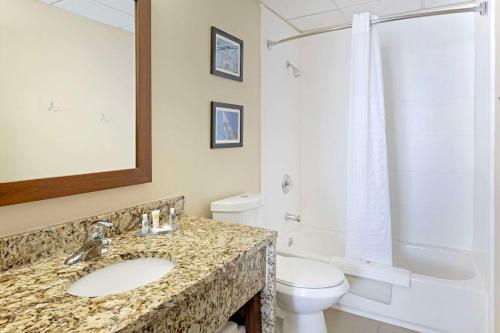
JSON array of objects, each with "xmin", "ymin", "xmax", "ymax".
[
  {"xmin": 276, "ymin": 255, "xmax": 349, "ymax": 333},
  {"xmin": 211, "ymin": 194, "xmax": 349, "ymax": 333}
]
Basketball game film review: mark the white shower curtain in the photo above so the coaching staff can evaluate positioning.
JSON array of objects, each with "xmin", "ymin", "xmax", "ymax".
[{"xmin": 345, "ymin": 12, "xmax": 392, "ymax": 266}]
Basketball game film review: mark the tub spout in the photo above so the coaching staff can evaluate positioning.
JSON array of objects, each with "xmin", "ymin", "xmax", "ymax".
[{"xmin": 285, "ymin": 213, "xmax": 301, "ymax": 223}]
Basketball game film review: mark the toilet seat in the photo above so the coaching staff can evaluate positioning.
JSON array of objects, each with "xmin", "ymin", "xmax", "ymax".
[
  {"xmin": 277, "ymin": 255, "xmax": 345, "ymax": 289},
  {"xmin": 277, "ymin": 278, "xmax": 349, "ymax": 301},
  {"xmin": 276, "ymin": 255, "xmax": 350, "ymax": 331}
]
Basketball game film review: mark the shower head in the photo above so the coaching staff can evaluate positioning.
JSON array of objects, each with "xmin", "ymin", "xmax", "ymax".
[{"xmin": 286, "ymin": 60, "xmax": 301, "ymax": 78}]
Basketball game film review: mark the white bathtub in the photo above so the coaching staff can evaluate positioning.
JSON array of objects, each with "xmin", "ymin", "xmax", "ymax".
[{"xmin": 277, "ymin": 226, "xmax": 487, "ymax": 333}]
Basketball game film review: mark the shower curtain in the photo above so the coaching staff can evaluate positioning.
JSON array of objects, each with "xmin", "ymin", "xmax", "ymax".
[{"xmin": 345, "ymin": 12, "xmax": 392, "ymax": 266}]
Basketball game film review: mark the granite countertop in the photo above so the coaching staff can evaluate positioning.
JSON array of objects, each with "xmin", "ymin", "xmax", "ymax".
[{"xmin": 0, "ymin": 216, "xmax": 277, "ymax": 332}]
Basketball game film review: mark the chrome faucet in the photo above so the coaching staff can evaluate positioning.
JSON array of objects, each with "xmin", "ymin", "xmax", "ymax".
[
  {"xmin": 285, "ymin": 213, "xmax": 301, "ymax": 223},
  {"xmin": 65, "ymin": 221, "xmax": 113, "ymax": 265}
]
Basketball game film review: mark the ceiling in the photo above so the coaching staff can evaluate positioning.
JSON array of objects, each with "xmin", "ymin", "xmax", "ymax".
[
  {"xmin": 38, "ymin": 0, "xmax": 135, "ymax": 33},
  {"xmin": 261, "ymin": 0, "xmax": 473, "ymax": 32}
]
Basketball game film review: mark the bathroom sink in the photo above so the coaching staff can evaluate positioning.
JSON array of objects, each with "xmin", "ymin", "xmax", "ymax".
[{"xmin": 67, "ymin": 258, "xmax": 175, "ymax": 297}]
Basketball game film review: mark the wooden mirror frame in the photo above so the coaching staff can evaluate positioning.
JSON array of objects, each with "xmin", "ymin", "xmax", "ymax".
[{"xmin": 0, "ymin": 0, "xmax": 152, "ymax": 207}]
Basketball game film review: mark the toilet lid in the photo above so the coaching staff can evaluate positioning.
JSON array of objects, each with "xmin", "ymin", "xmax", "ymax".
[{"xmin": 277, "ymin": 255, "xmax": 345, "ymax": 289}]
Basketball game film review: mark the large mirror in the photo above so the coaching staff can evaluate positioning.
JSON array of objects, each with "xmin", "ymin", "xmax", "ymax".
[{"xmin": 0, "ymin": 0, "xmax": 151, "ymax": 206}]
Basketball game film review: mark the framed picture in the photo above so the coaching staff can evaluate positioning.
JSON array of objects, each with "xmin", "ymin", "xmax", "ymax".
[
  {"xmin": 211, "ymin": 102, "xmax": 243, "ymax": 149},
  {"xmin": 211, "ymin": 27, "xmax": 243, "ymax": 82}
]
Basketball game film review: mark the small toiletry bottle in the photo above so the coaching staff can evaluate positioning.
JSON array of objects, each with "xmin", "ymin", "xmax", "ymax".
[
  {"xmin": 169, "ymin": 207, "xmax": 176, "ymax": 226},
  {"xmin": 141, "ymin": 213, "xmax": 149, "ymax": 234},
  {"xmin": 152, "ymin": 210, "xmax": 161, "ymax": 229}
]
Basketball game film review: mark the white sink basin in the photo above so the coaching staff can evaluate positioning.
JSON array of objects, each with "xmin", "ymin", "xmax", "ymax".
[{"xmin": 67, "ymin": 258, "xmax": 175, "ymax": 297}]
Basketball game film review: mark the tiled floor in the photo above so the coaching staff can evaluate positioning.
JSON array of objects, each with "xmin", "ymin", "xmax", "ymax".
[
  {"xmin": 276, "ymin": 308, "xmax": 420, "ymax": 333},
  {"xmin": 324, "ymin": 309, "xmax": 419, "ymax": 333}
]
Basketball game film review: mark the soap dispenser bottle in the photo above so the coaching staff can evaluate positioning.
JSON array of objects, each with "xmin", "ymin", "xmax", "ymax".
[
  {"xmin": 169, "ymin": 207, "xmax": 176, "ymax": 226},
  {"xmin": 141, "ymin": 213, "xmax": 149, "ymax": 234}
]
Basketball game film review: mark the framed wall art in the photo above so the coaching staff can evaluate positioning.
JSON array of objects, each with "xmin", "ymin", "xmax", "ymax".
[
  {"xmin": 211, "ymin": 102, "xmax": 243, "ymax": 149},
  {"xmin": 211, "ymin": 27, "xmax": 243, "ymax": 82}
]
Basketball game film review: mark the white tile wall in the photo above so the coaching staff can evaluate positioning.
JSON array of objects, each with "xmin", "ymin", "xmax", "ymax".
[
  {"xmin": 261, "ymin": 5, "xmax": 302, "ymax": 237},
  {"xmin": 299, "ymin": 29, "xmax": 351, "ymax": 231},
  {"xmin": 473, "ymin": 4, "xmax": 493, "ymax": 316}
]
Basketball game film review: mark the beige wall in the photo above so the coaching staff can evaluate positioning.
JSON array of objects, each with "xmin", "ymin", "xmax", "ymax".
[
  {"xmin": 0, "ymin": 0, "xmax": 261, "ymax": 236},
  {"xmin": 0, "ymin": 0, "xmax": 136, "ymax": 182}
]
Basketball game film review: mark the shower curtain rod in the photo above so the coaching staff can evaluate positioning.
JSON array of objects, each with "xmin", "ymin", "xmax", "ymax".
[{"xmin": 267, "ymin": 1, "xmax": 488, "ymax": 49}]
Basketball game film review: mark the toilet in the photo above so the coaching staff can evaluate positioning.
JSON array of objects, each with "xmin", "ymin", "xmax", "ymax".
[
  {"xmin": 276, "ymin": 255, "xmax": 349, "ymax": 333},
  {"xmin": 211, "ymin": 194, "xmax": 349, "ymax": 333}
]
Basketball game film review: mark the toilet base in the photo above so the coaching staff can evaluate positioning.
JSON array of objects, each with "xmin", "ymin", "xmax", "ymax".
[{"xmin": 278, "ymin": 306, "xmax": 327, "ymax": 333}]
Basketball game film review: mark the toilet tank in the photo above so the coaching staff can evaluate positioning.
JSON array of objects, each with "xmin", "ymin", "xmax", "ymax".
[{"xmin": 210, "ymin": 194, "xmax": 264, "ymax": 228}]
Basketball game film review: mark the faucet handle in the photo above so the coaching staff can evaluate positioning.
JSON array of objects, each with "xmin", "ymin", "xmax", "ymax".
[{"xmin": 88, "ymin": 221, "xmax": 113, "ymax": 239}]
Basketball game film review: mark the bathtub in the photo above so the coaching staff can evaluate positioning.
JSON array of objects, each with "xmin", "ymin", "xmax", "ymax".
[{"xmin": 277, "ymin": 226, "xmax": 487, "ymax": 333}]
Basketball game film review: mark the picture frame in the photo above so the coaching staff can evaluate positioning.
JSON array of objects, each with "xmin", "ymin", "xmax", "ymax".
[
  {"xmin": 211, "ymin": 102, "xmax": 244, "ymax": 149},
  {"xmin": 211, "ymin": 27, "xmax": 244, "ymax": 82}
]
